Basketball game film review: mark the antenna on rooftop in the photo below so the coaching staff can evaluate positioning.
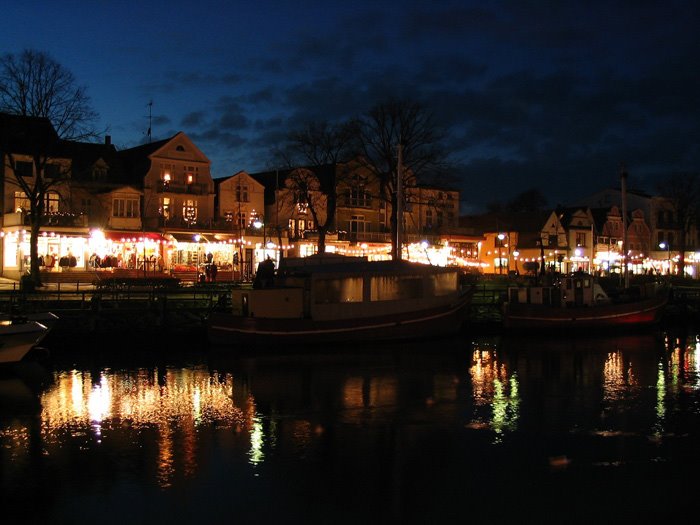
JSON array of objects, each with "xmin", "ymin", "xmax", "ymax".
[{"xmin": 146, "ymin": 100, "xmax": 153, "ymax": 143}]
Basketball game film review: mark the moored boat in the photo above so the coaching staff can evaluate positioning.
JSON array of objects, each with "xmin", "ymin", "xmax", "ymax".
[
  {"xmin": 0, "ymin": 312, "xmax": 58, "ymax": 364},
  {"xmin": 502, "ymin": 273, "xmax": 667, "ymax": 330},
  {"xmin": 0, "ymin": 320, "xmax": 48, "ymax": 365},
  {"xmin": 207, "ymin": 255, "xmax": 474, "ymax": 345}
]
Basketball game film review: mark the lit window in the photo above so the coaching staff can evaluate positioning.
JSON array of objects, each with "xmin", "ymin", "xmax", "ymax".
[{"xmin": 113, "ymin": 197, "xmax": 140, "ymax": 218}]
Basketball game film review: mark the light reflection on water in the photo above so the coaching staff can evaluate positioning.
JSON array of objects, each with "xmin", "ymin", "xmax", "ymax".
[{"xmin": 2, "ymin": 328, "xmax": 700, "ymax": 521}]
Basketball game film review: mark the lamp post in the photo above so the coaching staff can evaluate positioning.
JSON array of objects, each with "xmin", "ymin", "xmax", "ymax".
[
  {"xmin": 497, "ymin": 233, "xmax": 506, "ymax": 275},
  {"xmin": 254, "ymin": 218, "xmax": 265, "ymax": 263},
  {"xmin": 659, "ymin": 242, "xmax": 671, "ymax": 277},
  {"xmin": 513, "ymin": 250, "xmax": 520, "ymax": 275}
]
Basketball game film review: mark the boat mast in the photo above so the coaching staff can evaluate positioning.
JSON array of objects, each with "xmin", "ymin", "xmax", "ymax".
[
  {"xmin": 396, "ymin": 143, "xmax": 404, "ymax": 260},
  {"xmin": 621, "ymin": 165, "xmax": 629, "ymax": 289}
]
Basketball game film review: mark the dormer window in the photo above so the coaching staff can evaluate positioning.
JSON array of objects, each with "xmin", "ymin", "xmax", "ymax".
[{"xmin": 176, "ymin": 145, "xmax": 185, "ymax": 152}]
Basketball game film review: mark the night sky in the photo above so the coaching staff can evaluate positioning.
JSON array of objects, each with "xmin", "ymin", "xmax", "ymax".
[{"xmin": 2, "ymin": 1, "xmax": 698, "ymax": 212}]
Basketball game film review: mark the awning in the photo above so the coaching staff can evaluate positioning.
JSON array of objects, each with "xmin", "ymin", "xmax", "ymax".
[
  {"xmin": 166, "ymin": 232, "xmax": 214, "ymax": 243},
  {"xmin": 103, "ymin": 231, "xmax": 165, "ymax": 242}
]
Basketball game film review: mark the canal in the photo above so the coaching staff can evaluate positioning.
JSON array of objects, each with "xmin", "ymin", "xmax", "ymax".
[{"xmin": 2, "ymin": 323, "xmax": 700, "ymax": 523}]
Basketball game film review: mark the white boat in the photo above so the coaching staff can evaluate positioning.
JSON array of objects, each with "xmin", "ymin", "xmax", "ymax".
[
  {"xmin": 208, "ymin": 255, "xmax": 473, "ymax": 345},
  {"xmin": 0, "ymin": 312, "xmax": 58, "ymax": 364}
]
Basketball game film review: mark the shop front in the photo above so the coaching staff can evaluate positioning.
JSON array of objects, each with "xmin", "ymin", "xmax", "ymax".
[
  {"xmin": 2, "ymin": 228, "xmax": 89, "ymax": 279},
  {"xmin": 85, "ymin": 230, "xmax": 166, "ymax": 276}
]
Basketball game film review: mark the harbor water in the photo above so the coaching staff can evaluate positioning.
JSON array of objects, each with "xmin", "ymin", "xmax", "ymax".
[{"xmin": 2, "ymin": 324, "xmax": 700, "ymax": 523}]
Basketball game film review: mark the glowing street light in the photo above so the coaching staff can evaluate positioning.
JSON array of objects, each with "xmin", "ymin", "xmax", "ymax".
[
  {"xmin": 497, "ymin": 233, "xmax": 506, "ymax": 275},
  {"xmin": 659, "ymin": 241, "xmax": 671, "ymax": 276}
]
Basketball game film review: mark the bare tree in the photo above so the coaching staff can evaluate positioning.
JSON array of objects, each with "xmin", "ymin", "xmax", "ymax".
[
  {"xmin": 0, "ymin": 49, "xmax": 99, "ymax": 286},
  {"xmin": 356, "ymin": 100, "xmax": 446, "ymax": 259},
  {"xmin": 278, "ymin": 121, "xmax": 357, "ymax": 253},
  {"xmin": 656, "ymin": 172, "xmax": 700, "ymax": 276}
]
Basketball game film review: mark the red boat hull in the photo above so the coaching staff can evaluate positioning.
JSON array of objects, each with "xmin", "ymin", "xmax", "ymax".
[{"xmin": 503, "ymin": 295, "xmax": 667, "ymax": 330}]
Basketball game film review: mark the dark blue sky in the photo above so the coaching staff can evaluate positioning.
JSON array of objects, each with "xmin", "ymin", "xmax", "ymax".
[{"xmin": 2, "ymin": 0, "xmax": 698, "ymax": 212}]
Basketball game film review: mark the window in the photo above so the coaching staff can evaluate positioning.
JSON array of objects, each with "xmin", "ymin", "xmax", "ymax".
[
  {"xmin": 235, "ymin": 185, "xmax": 249, "ymax": 202},
  {"xmin": 425, "ymin": 209, "xmax": 433, "ymax": 228},
  {"xmin": 113, "ymin": 196, "xmax": 139, "ymax": 218},
  {"xmin": 159, "ymin": 197, "xmax": 171, "ymax": 219},
  {"xmin": 160, "ymin": 163, "xmax": 173, "ymax": 181},
  {"xmin": 576, "ymin": 232, "xmax": 586, "ymax": 247},
  {"xmin": 350, "ymin": 186, "xmax": 371, "ymax": 207},
  {"xmin": 315, "ymin": 277, "xmax": 363, "ymax": 304},
  {"xmin": 371, "ymin": 276, "xmax": 422, "ymax": 301},
  {"xmin": 45, "ymin": 163, "xmax": 61, "ymax": 178},
  {"xmin": 15, "ymin": 161, "xmax": 33, "ymax": 177},
  {"xmin": 184, "ymin": 166, "xmax": 198, "ymax": 184},
  {"xmin": 348, "ymin": 174, "xmax": 371, "ymax": 207},
  {"xmin": 45, "ymin": 192, "xmax": 60, "ymax": 213},
  {"xmin": 237, "ymin": 212, "xmax": 246, "ymax": 229},
  {"xmin": 349, "ymin": 215, "xmax": 366, "ymax": 233},
  {"xmin": 14, "ymin": 192, "xmax": 30, "ymax": 212},
  {"xmin": 437, "ymin": 210, "xmax": 444, "ymax": 227},
  {"xmin": 183, "ymin": 199, "xmax": 197, "ymax": 223},
  {"xmin": 92, "ymin": 166, "xmax": 107, "ymax": 180},
  {"xmin": 224, "ymin": 211, "xmax": 234, "ymax": 222}
]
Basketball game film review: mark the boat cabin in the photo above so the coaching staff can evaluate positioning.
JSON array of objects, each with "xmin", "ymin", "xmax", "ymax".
[
  {"xmin": 508, "ymin": 274, "xmax": 609, "ymax": 308},
  {"xmin": 230, "ymin": 255, "xmax": 464, "ymax": 320}
]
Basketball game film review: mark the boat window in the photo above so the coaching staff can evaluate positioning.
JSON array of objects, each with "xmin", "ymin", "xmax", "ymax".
[
  {"xmin": 371, "ymin": 276, "xmax": 422, "ymax": 301},
  {"xmin": 429, "ymin": 272, "xmax": 458, "ymax": 296},
  {"xmin": 314, "ymin": 278, "xmax": 363, "ymax": 304}
]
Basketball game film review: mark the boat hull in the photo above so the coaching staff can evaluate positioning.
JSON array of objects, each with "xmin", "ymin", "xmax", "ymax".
[
  {"xmin": 208, "ymin": 293, "xmax": 472, "ymax": 346},
  {"xmin": 503, "ymin": 295, "xmax": 667, "ymax": 330},
  {"xmin": 0, "ymin": 322, "xmax": 49, "ymax": 364}
]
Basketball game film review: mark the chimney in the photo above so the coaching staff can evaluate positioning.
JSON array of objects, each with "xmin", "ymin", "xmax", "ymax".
[{"xmin": 105, "ymin": 135, "xmax": 111, "ymax": 145}]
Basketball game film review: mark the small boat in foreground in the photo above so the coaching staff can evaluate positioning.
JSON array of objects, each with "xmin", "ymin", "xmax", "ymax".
[
  {"xmin": 502, "ymin": 274, "xmax": 667, "ymax": 330},
  {"xmin": 0, "ymin": 312, "xmax": 58, "ymax": 364},
  {"xmin": 208, "ymin": 255, "xmax": 474, "ymax": 345}
]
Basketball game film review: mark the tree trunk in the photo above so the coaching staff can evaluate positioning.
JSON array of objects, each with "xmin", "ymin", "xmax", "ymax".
[
  {"xmin": 318, "ymin": 228, "xmax": 326, "ymax": 254},
  {"xmin": 29, "ymin": 214, "xmax": 43, "ymax": 287}
]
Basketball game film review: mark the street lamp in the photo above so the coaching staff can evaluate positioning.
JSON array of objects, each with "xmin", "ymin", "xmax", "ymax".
[
  {"xmin": 254, "ymin": 217, "xmax": 266, "ymax": 259},
  {"xmin": 513, "ymin": 250, "xmax": 520, "ymax": 275},
  {"xmin": 497, "ymin": 233, "xmax": 506, "ymax": 275},
  {"xmin": 659, "ymin": 242, "xmax": 671, "ymax": 276}
]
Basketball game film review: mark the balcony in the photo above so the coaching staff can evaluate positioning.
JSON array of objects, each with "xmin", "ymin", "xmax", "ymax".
[
  {"xmin": 6, "ymin": 211, "xmax": 88, "ymax": 228},
  {"xmin": 156, "ymin": 182, "xmax": 210, "ymax": 195}
]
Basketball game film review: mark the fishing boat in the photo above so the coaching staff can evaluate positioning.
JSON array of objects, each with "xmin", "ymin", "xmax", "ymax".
[
  {"xmin": 502, "ymin": 273, "xmax": 667, "ymax": 330},
  {"xmin": 207, "ymin": 255, "xmax": 474, "ymax": 345}
]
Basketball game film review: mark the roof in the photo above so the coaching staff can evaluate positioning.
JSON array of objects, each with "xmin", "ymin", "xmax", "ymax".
[
  {"xmin": 117, "ymin": 136, "xmax": 172, "ymax": 185},
  {"xmin": 249, "ymin": 164, "xmax": 338, "ymax": 205},
  {"xmin": 0, "ymin": 112, "xmax": 60, "ymax": 155},
  {"xmin": 459, "ymin": 210, "xmax": 550, "ymax": 234},
  {"xmin": 279, "ymin": 255, "xmax": 459, "ymax": 276},
  {"xmin": 61, "ymin": 139, "xmax": 123, "ymax": 181}
]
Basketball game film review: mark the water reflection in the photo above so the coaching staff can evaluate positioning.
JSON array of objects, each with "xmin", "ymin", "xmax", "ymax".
[
  {"xmin": 469, "ymin": 341, "xmax": 520, "ymax": 442},
  {"xmin": 2, "ymin": 329, "xmax": 700, "ymax": 521},
  {"xmin": 36, "ymin": 367, "xmax": 254, "ymax": 488}
]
